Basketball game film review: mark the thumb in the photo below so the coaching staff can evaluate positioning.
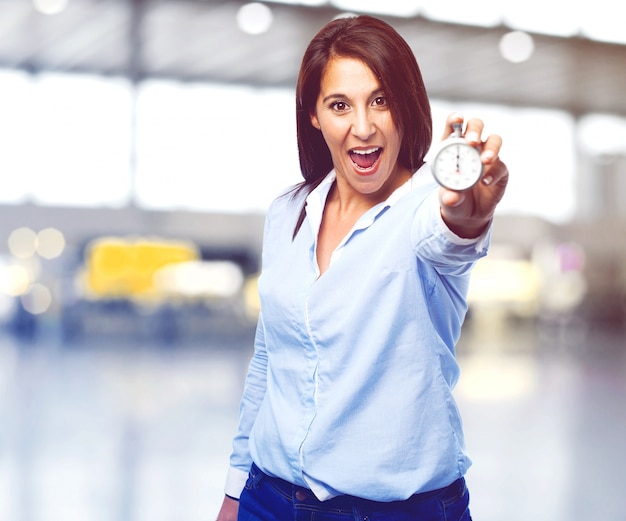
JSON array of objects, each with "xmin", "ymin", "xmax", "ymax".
[{"xmin": 440, "ymin": 188, "xmax": 466, "ymax": 208}]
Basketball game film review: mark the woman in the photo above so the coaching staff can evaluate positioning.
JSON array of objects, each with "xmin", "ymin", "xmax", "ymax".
[{"xmin": 217, "ymin": 14, "xmax": 508, "ymax": 521}]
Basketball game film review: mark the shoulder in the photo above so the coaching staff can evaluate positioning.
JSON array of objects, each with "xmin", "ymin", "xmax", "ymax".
[
  {"xmin": 410, "ymin": 163, "xmax": 440, "ymax": 201},
  {"xmin": 389, "ymin": 164, "xmax": 439, "ymax": 217},
  {"xmin": 262, "ymin": 184, "xmax": 307, "ymax": 241},
  {"xmin": 266, "ymin": 184, "xmax": 305, "ymax": 218}
]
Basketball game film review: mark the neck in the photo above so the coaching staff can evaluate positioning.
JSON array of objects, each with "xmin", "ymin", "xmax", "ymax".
[{"xmin": 331, "ymin": 167, "xmax": 412, "ymax": 214}]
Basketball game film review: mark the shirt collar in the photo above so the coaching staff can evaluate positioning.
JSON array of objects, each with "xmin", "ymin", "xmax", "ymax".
[{"xmin": 305, "ymin": 164, "xmax": 430, "ymax": 232}]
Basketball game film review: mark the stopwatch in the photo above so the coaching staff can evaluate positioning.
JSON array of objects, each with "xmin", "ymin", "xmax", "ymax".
[{"xmin": 431, "ymin": 123, "xmax": 483, "ymax": 191}]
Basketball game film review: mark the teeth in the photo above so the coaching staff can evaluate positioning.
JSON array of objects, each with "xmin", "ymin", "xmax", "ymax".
[{"xmin": 351, "ymin": 147, "xmax": 380, "ymax": 155}]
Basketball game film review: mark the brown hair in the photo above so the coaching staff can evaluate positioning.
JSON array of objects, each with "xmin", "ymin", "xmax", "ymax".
[{"xmin": 291, "ymin": 15, "xmax": 433, "ymax": 237}]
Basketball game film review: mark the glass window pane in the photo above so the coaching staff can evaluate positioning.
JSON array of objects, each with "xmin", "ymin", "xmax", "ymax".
[
  {"xmin": 29, "ymin": 73, "xmax": 133, "ymax": 207},
  {"xmin": 135, "ymin": 80, "xmax": 299, "ymax": 213},
  {"xmin": 0, "ymin": 69, "xmax": 35, "ymax": 203}
]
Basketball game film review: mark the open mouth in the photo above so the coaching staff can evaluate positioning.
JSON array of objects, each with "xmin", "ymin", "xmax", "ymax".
[{"xmin": 349, "ymin": 147, "xmax": 382, "ymax": 170}]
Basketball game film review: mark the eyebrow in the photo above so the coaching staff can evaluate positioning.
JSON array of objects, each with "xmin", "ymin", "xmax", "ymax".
[{"xmin": 322, "ymin": 89, "xmax": 385, "ymax": 104}]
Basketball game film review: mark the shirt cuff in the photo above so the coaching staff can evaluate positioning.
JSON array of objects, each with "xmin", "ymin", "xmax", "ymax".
[
  {"xmin": 224, "ymin": 466, "xmax": 250, "ymax": 500},
  {"xmin": 436, "ymin": 209, "xmax": 491, "ymax": 254}
]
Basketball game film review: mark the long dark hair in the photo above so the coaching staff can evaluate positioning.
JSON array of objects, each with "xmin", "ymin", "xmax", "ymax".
[{"xmin": 291, "ymin": 15, "xmax": 433, "ymax": 237}]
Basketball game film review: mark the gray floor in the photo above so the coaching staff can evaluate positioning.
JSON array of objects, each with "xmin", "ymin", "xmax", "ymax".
[{"xmin": 0, "ymin": 316, "xmax": 624, "ymax": 521}]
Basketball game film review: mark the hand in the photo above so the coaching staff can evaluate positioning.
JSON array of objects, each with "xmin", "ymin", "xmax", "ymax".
[
  {"xmin": 216, "ymin": 495, "xmax": 239, "ymax": 521},
  {"xmin": 438, "ymin": 113, "xmax": 509, "ymax": 239}
]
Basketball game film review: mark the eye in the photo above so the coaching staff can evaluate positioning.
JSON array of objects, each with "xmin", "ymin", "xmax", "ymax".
[
  {"xmin": 372, "ymin": 96, "xmax": 387, "ymax": 107},
  {"xmin": 330, "ymin": 100, "xmax": 349, "ymax": 112}
]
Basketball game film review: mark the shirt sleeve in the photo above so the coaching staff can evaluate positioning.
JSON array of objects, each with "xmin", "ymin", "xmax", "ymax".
[
  {"xmin": 411, "ymin": 191, "xmax": 491, "ymax": 276},
  {"xmin": 224, "ymin": 312, "xmax": 268, "ymax": 499}
]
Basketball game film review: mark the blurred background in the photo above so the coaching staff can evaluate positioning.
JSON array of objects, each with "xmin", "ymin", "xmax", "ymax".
[{"xmin": 0, "ymin": 0, "xmax": 625, "ymax": 520}]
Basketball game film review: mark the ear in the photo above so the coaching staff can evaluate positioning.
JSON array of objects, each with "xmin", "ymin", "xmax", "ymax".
[{"xmin": 310, "ymin": 111, "xmax": 321, "ymax": 130}]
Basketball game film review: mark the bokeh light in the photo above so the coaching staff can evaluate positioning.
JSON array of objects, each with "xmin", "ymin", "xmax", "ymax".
[
  {"xmin": 8, "ymin": 227, "xmax": 37, "ymax": 259},
  {"xmin": 236, "ymin": 3, "xmax": 273, "ymax": 35},
  {"xmin": 32, "ymin": 0, "xmax": 69, "ymax": 15},
  {"xmin": 0, "ymin": 264, "xmax": 32, "ymax": 297},
  {"xmin": 20, "ymin": 283, "xmax": 52, "ymax": 315},
  {"xmin": 499, "ymin": 31, "xmax": 535, "ymax": 63},
  {"xmin": 36, "ymin": 228, "xmax": 66, "ymax": 259}
]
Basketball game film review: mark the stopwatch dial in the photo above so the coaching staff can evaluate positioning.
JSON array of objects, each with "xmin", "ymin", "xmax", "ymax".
[{"xmin": 433, "ymin": 143, "xmax": 483, "ymax": 191}]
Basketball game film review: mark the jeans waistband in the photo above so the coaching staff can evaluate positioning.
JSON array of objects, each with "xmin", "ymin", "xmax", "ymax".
[{"xmin": 250, "ymin": 462, "xmax": 465, "ymax": 508}]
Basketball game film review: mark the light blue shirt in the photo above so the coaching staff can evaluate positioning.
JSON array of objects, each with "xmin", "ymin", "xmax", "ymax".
[{"xmin": 225, "ymin": 165, "xmax": 490, "ymax": 502}]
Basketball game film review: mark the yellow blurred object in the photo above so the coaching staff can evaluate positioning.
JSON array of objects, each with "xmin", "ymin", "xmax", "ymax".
[
  {"xmin": 467, "ymin": 258, "xmax": 542, "ymax": 317},
  {"xmin": 243, "ymin": 275, "xmax": 260, "ymax": 318},
  {"xmin": 83, "ymin": 237, "xmax": 199, "ymax": 299}
]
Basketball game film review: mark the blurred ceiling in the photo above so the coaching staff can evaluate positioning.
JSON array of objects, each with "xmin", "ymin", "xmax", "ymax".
[{"xmin": 1, "ymin": 0, "xmax": 625, "ymax": 116}]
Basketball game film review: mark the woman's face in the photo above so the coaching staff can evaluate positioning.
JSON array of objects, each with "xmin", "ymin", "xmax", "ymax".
[{"xmin": 310, "ymin": 56, "xmax": 410, "ymax": 201}]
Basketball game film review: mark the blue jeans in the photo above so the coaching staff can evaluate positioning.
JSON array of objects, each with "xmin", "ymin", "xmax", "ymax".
[{"xmin": 238, "ymin": 463, "xmax": 472, "ymax": 521}]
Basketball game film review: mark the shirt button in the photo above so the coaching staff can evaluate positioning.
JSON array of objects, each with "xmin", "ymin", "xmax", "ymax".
[{"xmin": 295, "ymin": 490, "xmax": 308, "ymax": 501}]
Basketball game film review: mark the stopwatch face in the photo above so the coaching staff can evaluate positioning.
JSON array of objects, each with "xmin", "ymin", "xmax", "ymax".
[{"xmin": 432, "ymin": 140, "xmax": 483, "ymax": 191}]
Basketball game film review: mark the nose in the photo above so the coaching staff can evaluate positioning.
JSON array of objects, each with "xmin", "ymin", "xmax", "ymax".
[{"xmin": 351, "ymin": 108, "xmax": 375, "ymax": 141}]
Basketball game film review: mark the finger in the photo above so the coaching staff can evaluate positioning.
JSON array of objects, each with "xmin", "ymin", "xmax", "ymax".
[
  {"xmin": 481, "ymin": 158, "xmax": 508, "ymax": 187},
  {"xmin": 441, "ymin": 112, "xmax": 464, "ymax": 140},
  {"xmin": 480, "ymin": 134, "xmax": 503, "ymax": 164},
  {"xmin": 463, "ymin": 118, "xmax": 484, "ymax": 146},
  {"xmin": 439, "ymin": 186, "xmax": 465, "ymax": 208}
]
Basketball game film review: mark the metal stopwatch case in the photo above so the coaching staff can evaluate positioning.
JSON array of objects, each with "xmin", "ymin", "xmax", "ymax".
[{"xmin": 432, "ymin": 123, "xmax": 483, "ymax": 191}]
